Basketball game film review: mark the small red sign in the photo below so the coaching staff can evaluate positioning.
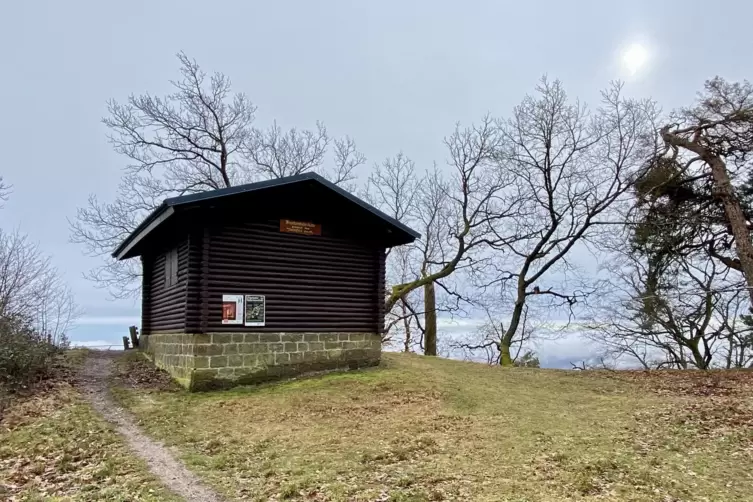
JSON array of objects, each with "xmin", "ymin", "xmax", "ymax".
[{"xmin": 280, "ymin": 219, "xmax": 321, "ymax": 236}]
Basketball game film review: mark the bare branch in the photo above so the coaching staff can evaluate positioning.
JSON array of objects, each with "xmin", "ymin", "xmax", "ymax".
[
  {"xmin": 73, "ymin": 53, "xmax": 362, "ymax": 297},
  {"xmin": 243, "ymin": 121, "xmax": 329, "ymax": 179},
  {"xmin": 0, "ymin": 176, "xmax": 10, "ymax": 207},
  {"xmin": 481, "ymin": 77, "xmax": 658, "ymax": 364},
  {"xmin": 0, "ymin": 228, "xmax": 81, "ymax": 345}
]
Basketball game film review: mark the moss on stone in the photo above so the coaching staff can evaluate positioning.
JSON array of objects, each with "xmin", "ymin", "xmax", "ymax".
[
  {"xmin": 189, "ymin": 369, "xmax": 228, "ymax": 392},
  {"xmin": 193, "ymin": 333, "xmax": 211, "ymax": 344},
  {"xmin": 212, "ymin": 333, "xmax": 233, "ymax": 344},
  {"xmin": 144, "ymin": 331, "xmax": 381, "ymax": 391},
  {"xmin": 194, "ymin": 344, "xmax": 223, "ymax": 356}
]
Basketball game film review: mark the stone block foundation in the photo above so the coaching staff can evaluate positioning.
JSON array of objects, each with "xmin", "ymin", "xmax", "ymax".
[{"xmin": 141, "ymin": 332, "xmax": 381, "ymax": 391}]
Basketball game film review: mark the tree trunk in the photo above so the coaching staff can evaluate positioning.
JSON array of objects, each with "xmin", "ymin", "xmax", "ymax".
[
  {"xmin": 687, "ymin": 339, "xmax": 709, "ymax": 370},
  {"xmin": 424, "ymin": 282, "xmax": 437, "ymax": 356},
  {"xmin": 499, "ymin": 298, "xmax": 525, "ymax": 366},
  {"xmin": 401, "ymin": 300, "xmax": 412, "ymax": 353},
  {"xmin": 707, "ymin": 156, "xmax": 753, "ymax": 308},
  {"xmin": 499, "ymin": 339, "xmax": 513, "ymax": 366},
  {"xmin": 662, "ymin": 130, "xmax": 753, "ymax": 308}
]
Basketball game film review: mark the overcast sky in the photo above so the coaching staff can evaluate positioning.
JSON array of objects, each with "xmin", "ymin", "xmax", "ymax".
[{"xmin": 1, "ymin": 1, "xmax": 750, "ymax": 359}]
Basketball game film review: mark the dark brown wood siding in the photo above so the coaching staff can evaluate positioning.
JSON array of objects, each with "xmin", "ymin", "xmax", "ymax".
[
  {"xmin": 184, "ymin": 229, "xmax": 203, "ymax": 333},
  {"xmin": 204, "ymin": 220, "xmax": 384, "ymax": 333},
  {"xmin": 377, "ymin": 249, "xmax": 386, "ymax": 334},
  {"xmin": 141, "ymin": 256, "xmax": 152, "ymax": 334},
  {"xmin": 141, "ymin": 237, "xmax": 188, "ymax": 334}
]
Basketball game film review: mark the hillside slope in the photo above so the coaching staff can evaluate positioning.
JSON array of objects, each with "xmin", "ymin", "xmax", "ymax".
[
  {"xmin": 0, "ymin": 351, "xmax": 179, "ymax": 501},
  {"xmin": 114, "ymin": 352, "xmax": 753, "ymax": 501}
]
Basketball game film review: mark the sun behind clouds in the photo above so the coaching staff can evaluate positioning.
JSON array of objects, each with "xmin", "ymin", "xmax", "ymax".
[{"xmin": 621, "ymin": 42, "xmax": 650, "ymax": 76}]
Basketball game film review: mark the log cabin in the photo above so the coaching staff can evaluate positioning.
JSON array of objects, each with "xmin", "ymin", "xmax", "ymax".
[{"xmin": 113, "ymin": 173, "xmax": 419, "ymax": 390}]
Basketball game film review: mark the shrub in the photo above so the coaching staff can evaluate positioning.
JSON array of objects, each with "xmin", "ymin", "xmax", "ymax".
[
  {"xmin": 514, "ymin": 350, "xmax": 541, "ymax": 368},
  {"xmin": 0, "ymin": 315, "xmax": 61, "ymax": 390}
]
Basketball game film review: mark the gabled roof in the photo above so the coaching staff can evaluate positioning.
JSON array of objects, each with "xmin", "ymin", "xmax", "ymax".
[{"xmin": 113, "ymin": 172, "xmax": 420, "ymax": 260}]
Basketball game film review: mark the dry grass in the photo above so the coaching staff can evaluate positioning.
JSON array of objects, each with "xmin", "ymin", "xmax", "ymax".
[
  {"xmin": 114, "ymin": 352, "xmax": 753, "ymax": 501},
  {"xmin": 0, "ymin": 350, "xmax": 179, "ymax": 501},
  {"xmin": 0, "ymin": 348, "xmax": 86, "ymax": 422}
]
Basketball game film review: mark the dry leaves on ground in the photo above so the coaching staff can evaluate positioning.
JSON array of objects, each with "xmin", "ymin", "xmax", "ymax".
[{"xmin": 110, "ymin": 351, "xmax": 181, "ymax": 392}]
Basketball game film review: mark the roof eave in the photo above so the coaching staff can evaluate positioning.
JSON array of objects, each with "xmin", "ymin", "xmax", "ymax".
[
  {"xmin": 113, "ymin": 206, "xmax": 175, "ymax": 260},
  {"xmin": 311, "ymin": 174, "xmax": 421, "ymax": 241}
]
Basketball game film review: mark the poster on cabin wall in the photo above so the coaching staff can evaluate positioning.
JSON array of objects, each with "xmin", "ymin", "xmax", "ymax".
[
  {"xmin": 244, "ymin": 295, "xmax": 266, "ymax": 326},
  {"xmin": 221, "ymin": 294, "xmax": 244, "ymax": 324}
]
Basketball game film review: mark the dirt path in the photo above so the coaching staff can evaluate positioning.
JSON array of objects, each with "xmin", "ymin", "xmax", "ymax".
[{"xmin": 77, "ymin": 351, "xmax": 225, "ymax": 502}]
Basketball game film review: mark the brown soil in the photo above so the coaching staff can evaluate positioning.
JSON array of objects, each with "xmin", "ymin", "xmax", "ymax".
[{"xmin": 76, "ymin": 351, "xmax": 225, "ymax": 502}]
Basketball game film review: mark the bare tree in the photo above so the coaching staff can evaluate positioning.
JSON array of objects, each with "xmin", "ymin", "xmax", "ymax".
[
  {"xmin": 718, "ymin": 292, "xmax": 753, "ymax": 369},
  {"xmin": 659, "ymin": 78, "xmax": 753, "ymax": 306},
  {"xmin": 104, "ymin": 51, "xmax": 255, "ymax": 191},
  {"xmin": 72, "ymin": 52, "xmax": 365, "ymax": 298},
  {"xmin": 0, "ymin": 214, "xmax": 78, "ymax": 404},
  {"xmin": 381, "ymin": 244, "xmax": 420, "ymax": 349},
  {"xmin": 453, "ymin": 301, "xmax": 536, "ymax": 365},
  {"xmin": 366, "ymin": 125, "xmax": 517, "ymax": 356},
  {"xmin": 482, "ymin": 79, "xmax": 658, "ymax": 365},
  {"xmin": 364, "ymin": 154, "xmax": 423, "ymax": 351},
  {"xmin": 0, "ymin": 229, "xmax": 79, "ymax": 346},
  {"xmin": 363, "ymin": 153, "xmax": 420, "ymax": 258},
  {"xmin": 381, "ymin": 118, "xmax": 522, "ymax": 355},
  {"xmin": 244, "ymin": 121, "xmax": 328, "ymax": 180},
  {"xmin": 244, "ymin": 123, "xmax": 364, "ymax": 187},
  {"xmin": 586, "ymin": 241, "xmax": 752, "ymax": 370},
  {"xmin": 366, "ymin": 156, "xmax": 443, "ymax": 354}
]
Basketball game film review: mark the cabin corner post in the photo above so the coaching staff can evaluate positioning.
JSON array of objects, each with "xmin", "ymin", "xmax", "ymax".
[
  {"xmin": 199, "ymin": 225, "xmax": 210, "ymax": 334},
  {"xmin": 140, "ymin": 255, "xmax": 152, "ymax": 338},
  {"xmin": 377, "ymin": 248, "xmax": 386, "ymax": 336},
  {"xmin": 184, "ymin": 227, "xmax": 203, "ymax": 334}
]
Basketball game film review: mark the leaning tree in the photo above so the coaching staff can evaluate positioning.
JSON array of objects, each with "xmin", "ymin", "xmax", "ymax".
[{"xmin": 655, "ymin": 78, "xmax": 753, "ymax": 306}]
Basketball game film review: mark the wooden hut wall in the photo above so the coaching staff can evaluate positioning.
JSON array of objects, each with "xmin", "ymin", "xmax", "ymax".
[
  {"xmin": 141, "ymin": 237, "xmax": 188, "ymax": 333},
  {"xmin": 204, "ymin": 219, "xmax": 385, "ymax": 333}
]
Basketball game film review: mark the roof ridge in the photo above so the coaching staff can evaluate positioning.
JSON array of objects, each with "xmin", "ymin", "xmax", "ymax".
[
  {"xmin": 112, "ymin": 173, "xmax": 419, "ymax": 260},
  {"xmin": 163, "ymin": 172, "xmax": 322, "ymax": 206}
]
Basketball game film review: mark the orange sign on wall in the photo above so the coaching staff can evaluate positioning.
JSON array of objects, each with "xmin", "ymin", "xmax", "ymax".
[{"xmin": 280, "ymin": 219, "xmax": 321, "ymax": 236}]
